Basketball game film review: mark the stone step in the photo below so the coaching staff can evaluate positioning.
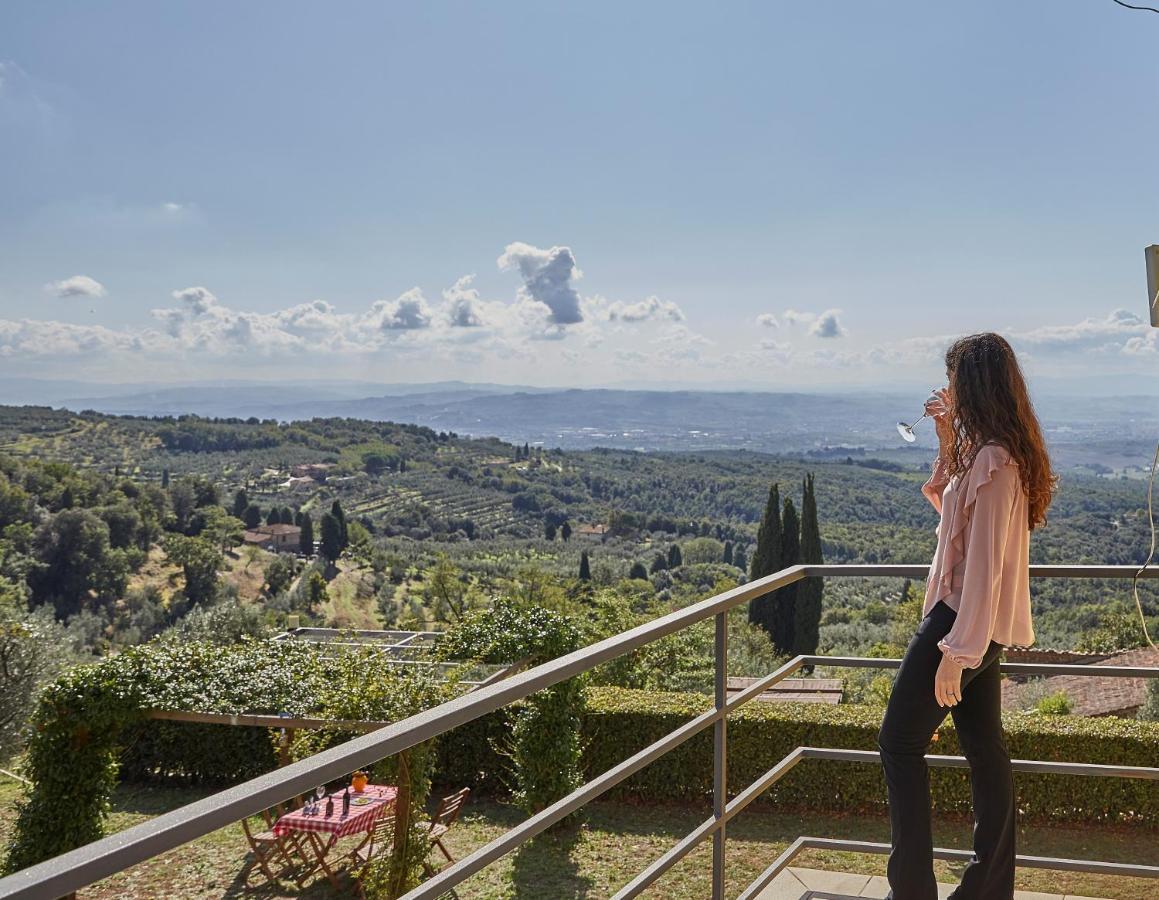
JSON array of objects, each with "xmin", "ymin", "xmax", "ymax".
[{"xmin": 756, "ymin": 866, "xmax": 1112, "ymax": 900}]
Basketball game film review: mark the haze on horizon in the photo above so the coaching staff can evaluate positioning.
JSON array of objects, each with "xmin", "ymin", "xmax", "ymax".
[{"xmin": 1, "ymin": 1, "xmax": 1156, "ymax": 393}]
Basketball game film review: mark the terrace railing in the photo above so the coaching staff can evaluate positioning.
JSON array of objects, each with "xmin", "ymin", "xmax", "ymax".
[{"xmin": 0, "ymin": 564, "xmax": 1156, "ymax": 900}]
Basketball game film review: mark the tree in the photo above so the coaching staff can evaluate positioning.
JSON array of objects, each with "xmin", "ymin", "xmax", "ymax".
[
  {"xmin": 231, "ymin": 489, "xmax": 249, "ymax": 518},
  {"xmin": 319, "ymin": 512, "xmax": 344, "ymax": 563},
  {"xmin": 299, "ymin": 513, "xmax": 314, "ymax": 555},
  {"xmin": 198, "ymin": 506, "xmax": 245, "ymax": 554},
  {"xmin": 168, "ymin": 480, "xmax": 197, "ymax": 534},
  {"xmin": 748, "ymin": 483, "xmax": 782, "ymax": 637},
  {"xmin": 544, "ymin": 521, "xmax": 557, "ymax": 541},
  {"xmin": 164, "ymin": 535, "xmax": 222, "ymax": 606},
  {"xmin": 330, "ymin": 500, "xmax": 349, "ymax": 551},
  {"xmin": 426, "ymin": 556, "xmax": 477, "ymax": 623},
  {"xmin": 243, "ymin": 504, "xmax": 262, "ymax": 529},
  {"xmin": 771, "ymin": 497, "xmax": 801, "ymax": 655},
  {"xmin": 650, "ymin": 553, "xmax": 668, "ymax": 574},
  {"xmin": 264, "ymin": 555, "xmax": 298, "ymax": 596},
  {"xmin": 305, "ymin": 569, "xmax": 329, "ymax": 607},
  {"xmin": 795, "ymin": 473, "xmax": 824, "ymax": 663},
  {"xmin": 161, "ymin": 467, "xmax": 170, "ymax": 489},
  {"xmin": 266, "ymin": 507, "xmax": 281, "ymax": 526},
  {"xmin": 723, "ymin": 541, "xmax": 734, "ymax": 565},
  {"xmin": 733, "ymin": 546, "xmax": 747, "ymax": 574},
  {"xmin": 667, "ymin": 543, "xmax": 683, "ymax": 568},
  {"xmin": 628, "ymin": 561, "xmax": 648, "ymax": 580},
  {"xmin": 279, "ymin": 506, "xmax": 294, "ymax": 525},
  {"xmin": 578, "ymin": 551, "xmax": 592, "ymax": 581},
  {"xmin": 0, "ymin": 601, "xmax": 75, "ymax": 764},
  {"xmin": 29, "ymin": 509, "xmax": 124, "ymax": 620},
  {"xmin": 560, "ymin": 521, "xmax": 572, "ymax": 542}
]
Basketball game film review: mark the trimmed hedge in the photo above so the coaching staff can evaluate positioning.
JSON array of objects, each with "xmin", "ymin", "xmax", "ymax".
[{"xmin": 436, "ymin": 687, "xmax": 1159, "ymax": 827}]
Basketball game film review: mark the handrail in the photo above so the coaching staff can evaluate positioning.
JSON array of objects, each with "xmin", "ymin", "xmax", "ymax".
[{"xmin": 0, "ymin": 563, "xmax": 1155, "ymax": 899}]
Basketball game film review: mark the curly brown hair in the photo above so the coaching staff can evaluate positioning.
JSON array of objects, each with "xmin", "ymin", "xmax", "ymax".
[{"xmin": 943, "ymin": 332, "xmax": 1060, "ymax": 530}]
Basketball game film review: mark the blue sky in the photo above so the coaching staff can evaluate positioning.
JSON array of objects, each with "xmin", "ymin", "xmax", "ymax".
[{"xmin": 1, "ymin": 0, "xmax": 1156, "ymax": 390}]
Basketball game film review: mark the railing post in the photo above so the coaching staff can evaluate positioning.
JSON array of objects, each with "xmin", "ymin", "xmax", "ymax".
[{"xmin": 712, "ymin": 611, "xmax": 727, "ymax": 900}]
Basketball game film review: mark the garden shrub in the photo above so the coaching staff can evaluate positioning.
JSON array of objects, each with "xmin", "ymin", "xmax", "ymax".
[
  {"xmin": 2, "ymin": 636, "xmax": 453, "ymax": 889},
  {"xmin": 436, "ymin": 686, "xmax": 1159, "ymax": 828},
  {"xmin": 439, "ymin": 600, "xmax": 584, "ymax": 816}
]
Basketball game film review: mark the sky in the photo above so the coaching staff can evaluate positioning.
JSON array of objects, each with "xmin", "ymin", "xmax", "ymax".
[{"xmin": 1, "ymin": 0, "xmax": 1157, "ymax": 392}]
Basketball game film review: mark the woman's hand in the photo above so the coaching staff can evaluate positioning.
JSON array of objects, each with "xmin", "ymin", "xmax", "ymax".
[
  {"xmin": 926, "ymin": 387, "xmax": 954, "ymax": 449},
  {"xmin": 934, "ymin": 652, "xmax": 964, "ymax": 707}
]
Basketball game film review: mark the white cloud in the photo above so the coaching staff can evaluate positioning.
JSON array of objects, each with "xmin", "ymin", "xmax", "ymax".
[
  {"xmin": 782, "ymin": 309, "xmax": 815, "ymax": 327},
  {"xmin": 498, "ymin": 242, "xmax": 584, "ymax": 325},
  {"xmin": 46, "ymin": 275, "xmax": 107, "ymax": 299},
  {"xmin": 756, "ymin": 313, "xmax": 779, "ymax": 328},
  {"xmin": 1015, "ymin": 308, "xmax": 1148, "ymax": 355},
  {"xmin": 162, "ymin": 202, "xmax": 185, "ymax": 214},
  {"xmin": 809, "ymin": 309, "xmax": 845, "ymax": 339},
  {"xmin": 604, "ymin": 295, "xmax": 685, "ymax": 323},
  {"xmin": 172, "ymin": 285, "xmax": 218, "ymax": 314},
  {"xmin": 442, "ymin": 275, "xmax": 485, "ymax": 327},
  {"xmin": 366, "ymin": 287, "xmax": 434, "ymax": 331}
]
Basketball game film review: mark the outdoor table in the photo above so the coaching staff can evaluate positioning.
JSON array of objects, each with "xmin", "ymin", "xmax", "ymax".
[{"xmin": 272, "ymin": 783, "xmax": 398, "ymax": 890}]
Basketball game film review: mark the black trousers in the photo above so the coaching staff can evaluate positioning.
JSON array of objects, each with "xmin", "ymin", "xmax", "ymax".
[{"xmin": 877, "ymin": 599, "xmax": 1015, "ymax": 900}]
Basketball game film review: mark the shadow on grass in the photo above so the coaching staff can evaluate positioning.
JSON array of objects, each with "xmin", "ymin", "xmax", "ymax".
[{"xmin": 511, "ymin": 819, "xmax": 592, "ymax": 899}]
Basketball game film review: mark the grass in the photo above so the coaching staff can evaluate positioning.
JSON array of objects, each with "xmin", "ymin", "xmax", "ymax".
[{"xmin": 1, "ymin": 776, "xmax": 1155, "ymax": 898}]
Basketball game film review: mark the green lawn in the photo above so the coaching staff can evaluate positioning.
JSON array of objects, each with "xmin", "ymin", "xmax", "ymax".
[{"xmin": 1, "ymin": 777, "xmax": 1155, "ymax": 898}]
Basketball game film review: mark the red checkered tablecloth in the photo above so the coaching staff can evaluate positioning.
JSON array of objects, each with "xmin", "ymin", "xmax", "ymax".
[{"xmin": 273, "ymin": 784, "xmax": 397, "ymax": 839}]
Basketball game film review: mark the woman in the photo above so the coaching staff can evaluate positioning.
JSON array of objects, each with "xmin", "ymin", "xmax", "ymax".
[{"xmin": 878, "ymin": 332, "xmax": 1059, "ymax": 900}]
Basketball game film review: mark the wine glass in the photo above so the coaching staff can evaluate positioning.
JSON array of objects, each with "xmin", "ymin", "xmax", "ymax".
[
  {"xmin": 897, "ymin": 389, "xmax": 946, "ymax": 443},
  {"xmin": 314, "ymin": 784, "xmax": 326, "ymax": 815}
]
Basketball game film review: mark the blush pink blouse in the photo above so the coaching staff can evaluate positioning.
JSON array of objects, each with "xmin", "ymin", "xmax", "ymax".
[{"xmin": 920, "ymin": 441, "xmax": 1035, "ymax": 668}]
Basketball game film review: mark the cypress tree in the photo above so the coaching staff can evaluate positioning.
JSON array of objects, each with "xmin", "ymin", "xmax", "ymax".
[
  {"xmin": 161, "ymin": 467, "xmax": 170, "ymax": 489},
  {"xmin": 723, "ymin": 540, "xmax": 734, "ymax": 565},
  {"xmin": 319, "ymin": 512, "xmax": 343, "ymax": 563},
  {"xmin": 331, "ymin": 499, "xmax": 348, "ymax": 550},
  {"xmin": 795, "ymin": 472, "xmax": 824, "ymax": 662},
  {"xmin": 748, "ymin": 483, "xmax": 782, "ymax": 636},
  {"xmin": 650, "ymin": 553, "xmax": 668, "ymax": 574},
  {"xmin": 773, "ymin": 497, "xmax": 801, "ymax": 654},
  {"xmin": 629, "ymin": 561, "xmax": 648, "ymax": 580},
  {"xmin": 667, "ymin": 544, "xmax": 683, "ymax": 568},
  {"xmin": 578, "ymin": 551, "xmax": 592, "ymax": 581},
  {"xmin": 232, "ymin": 489, "xmax": 249, "ymax": 518},
  {"xmin": 266, "ymin": 508, "xmax": 280, "ymax": 526},
  {"xmin": 561, "ymin": 521, "xmax": 572, "ymax": 542},
  {"xmin": 243, "ymin": 504, "xmax": 262, "ymax": 529},
  {"xmin": 279, "ymin": 506, "xmax": 294, "ymax": 525},
  {"xmin": 299, "ymin": 513, "xmax": 314, "ymax": 555},
  {"xmin": 733, "ymin": 546, "xmax": 747, "ymax": 574}
]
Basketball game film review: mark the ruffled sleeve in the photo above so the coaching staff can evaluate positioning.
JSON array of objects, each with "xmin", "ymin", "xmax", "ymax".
[
  {"xmin": 936, "ymin": 446, "xmax": 1020, "ymax": 668},
  {"xmin": 921, "ymin": 454, "xmax": 952, "ymax": 515}
]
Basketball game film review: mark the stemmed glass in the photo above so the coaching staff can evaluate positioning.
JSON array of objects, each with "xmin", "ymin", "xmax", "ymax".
[
  {"xmin": 897, "ymin": 389, "xmax": 947, "ymax": 443},
  {"xmin": 312, "ymin": 784, "xmax": 326, "ymax": 816}
]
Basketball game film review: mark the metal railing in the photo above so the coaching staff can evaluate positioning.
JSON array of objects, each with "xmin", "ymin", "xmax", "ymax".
[{"xmin": 0, "ymin": 564, "xmax": 1156, "ymax": 900}]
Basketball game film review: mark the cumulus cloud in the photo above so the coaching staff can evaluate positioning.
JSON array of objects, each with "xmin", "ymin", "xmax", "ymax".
[
  {"xmin": 498, "ymin": 242, "xmax": 583, "ymax": 325},
  {"xmin": 367, "ymin": 287, "xmax": 434, "ymax": 331},
  {"xmin": 756, "ymin": 313, "xmax": 779, "ymax": 328},
  {"xmin": 46, "ymin": 275, "xmax": 106, "ymax": 299},
  {"xmin": 809, "ymin": 309, "xmax": 845, "ymax": 338},
  {"xmin": 604, "ymin": 295, "xmax": 685, "ymax": 323},
  {"xmin": 172, "ymin": 285, "xmax": 218, "ymax": 314},
  {"xmin": 782, "ymin": 309, "xmax": 815, "ymax": 327},
  {"xmin": 1016, "ymin": 308, "xmax": 1148, "ymax": 355},
  {"xmin": 442, "ymin": 276, "xmax": 484, "ymax": 327}
]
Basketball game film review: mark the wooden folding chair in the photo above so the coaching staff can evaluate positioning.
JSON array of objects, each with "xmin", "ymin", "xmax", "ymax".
[
  {"xmin": 425, "ymin": 787, "xmax": 470, "ymax": 865},
  {"xmin": 240, "ymin": 805, "xmax": 307, "ymax": 889},
  {"xmin": 350, "ymin": 808, "xmax": 397, "ymax": 900}
]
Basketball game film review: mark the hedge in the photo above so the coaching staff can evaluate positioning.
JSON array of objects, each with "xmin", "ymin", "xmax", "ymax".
[{"xmin": 436, "ymin": 687, "xmax": 1159, "ymax": 827}]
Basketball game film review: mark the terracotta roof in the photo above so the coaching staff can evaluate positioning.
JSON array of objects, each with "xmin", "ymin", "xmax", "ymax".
[{"xmin": 1001, "ymin": 646, "xmax": 1159, "ymax": 717}]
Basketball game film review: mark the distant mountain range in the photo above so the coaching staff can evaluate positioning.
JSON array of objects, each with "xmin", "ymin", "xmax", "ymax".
[{"xmin": 0, "ymin": 376, "xmax": 1155, "ymax": 469}]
